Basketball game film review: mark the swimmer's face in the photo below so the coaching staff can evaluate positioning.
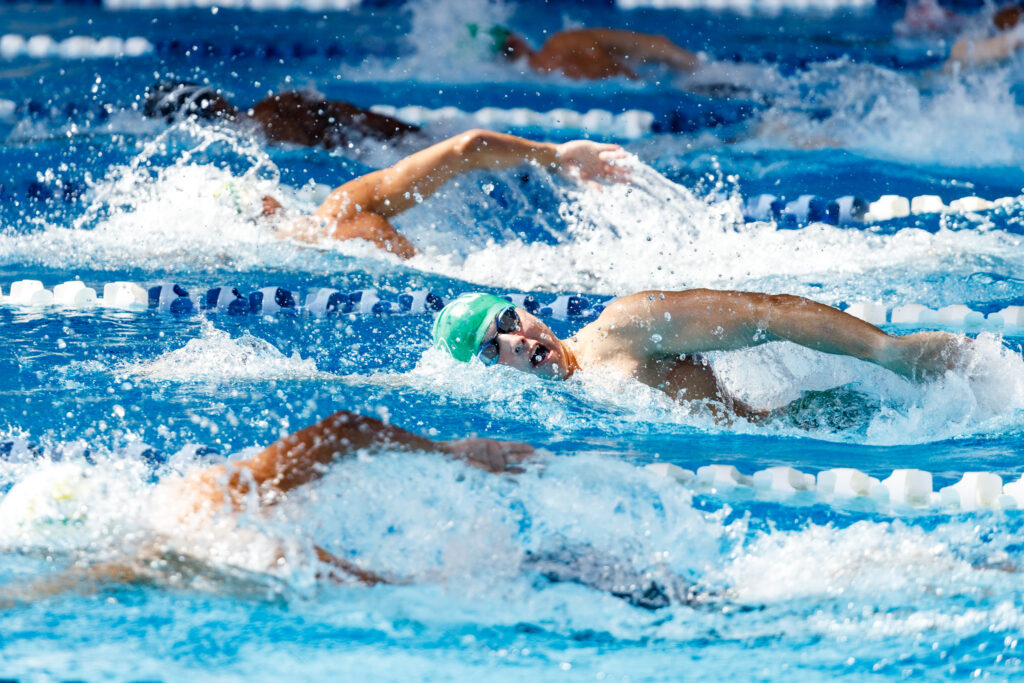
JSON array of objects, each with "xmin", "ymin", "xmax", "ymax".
[{"xmin": 491, "ymin": 309, "xmax": 569, "ymax": 379}]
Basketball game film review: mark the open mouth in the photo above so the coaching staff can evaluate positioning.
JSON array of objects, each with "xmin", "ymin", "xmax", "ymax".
[{"xmin": 530, "ymin": 343, "xmax": 550, "ymax": 367}]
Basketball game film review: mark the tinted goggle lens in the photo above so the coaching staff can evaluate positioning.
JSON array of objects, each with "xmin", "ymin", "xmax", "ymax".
[
  {"xmin": 477, "ymin": 307, "xmax": 520, "ymax": 365},
  {"xmin": 496, "ymin": 307, "xmax": 520, "ymax": 334}
]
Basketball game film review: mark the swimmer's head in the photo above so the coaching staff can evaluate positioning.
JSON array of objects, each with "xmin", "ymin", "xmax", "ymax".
[
  {"xmin": 432, "ymin": 293, "xmax": 572, "ymax": 379},
  {"xmin": 143, "ymin": 80, "xmax": 238, "ymax": 122},
  {"xmin": 465, "ymin": 23, "xmax": 529, "ymax": 60},
  {"xmin": 994, "ymin": 4, "xmax": 1024, "ymax": 30}
]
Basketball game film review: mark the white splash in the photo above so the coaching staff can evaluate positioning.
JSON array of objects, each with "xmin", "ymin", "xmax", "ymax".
[
  {"xmin": 123, "ymin": 321, "xmax": 329, "ymax": 382},
  {"xmin": 407, "ymin": 156, "xmax": 1024, "ymax": 300}
]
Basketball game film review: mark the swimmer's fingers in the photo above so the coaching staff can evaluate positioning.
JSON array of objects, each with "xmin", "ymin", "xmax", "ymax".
[{"xmin": 555, "ymin": 141, "xmax": 632, "ymax": 188}]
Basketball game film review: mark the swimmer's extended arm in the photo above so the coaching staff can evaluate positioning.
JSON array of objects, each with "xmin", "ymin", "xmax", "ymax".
[
  {"xmin": 946, "ymin": 25, "xmax": 1024, "ymax": 70},
  {"xmin": 207, "ymin": 410, "xmax": 534, "ymax": 502},
  {"xmin": 178, "ymin": 411, "xmax": 533, "ymax": 586},
  {"xmin": 285, "ymin": 130, "xmax": 628, "ymax": 257},
  {"xmin": 602, "ymin": 289, "xmax": 965, "ymax": 381}
]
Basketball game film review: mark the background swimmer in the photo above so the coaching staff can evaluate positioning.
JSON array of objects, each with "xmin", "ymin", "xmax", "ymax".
[
  {"xmin": 263, "ymin": 129, "xmax": 630, "ymax": 258},
  {"xmin": 432, "ymin": 290, "xmax": 969, "ymax": 422},
  {"xmin": 944, "ymin": 2, "xmax": 1024, "ymax": 70},
  {"xmin": 144, "ymin": 80, "xmax": 420, "ymax": 148},
  {"xmin": 471, "ymin": 24, "xmax": 700, "ymax": 80}
]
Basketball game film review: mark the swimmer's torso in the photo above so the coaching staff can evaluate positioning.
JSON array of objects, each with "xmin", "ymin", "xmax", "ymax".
[
  {"xmin": 529, "ymin": 30, "xmax": 636, "ymax": 80},
  {"xmin": 247, "ymin": 91, "xmax": 419, "ymax": 148},
  {"xmin": 572, "ymin": 303, "xmax": 767, "ymax": 419}
]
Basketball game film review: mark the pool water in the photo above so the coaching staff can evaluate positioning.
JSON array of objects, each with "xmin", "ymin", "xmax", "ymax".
[{"xmin": 3, "ymin": 0, "xmax": 1024, "ymax": 679}]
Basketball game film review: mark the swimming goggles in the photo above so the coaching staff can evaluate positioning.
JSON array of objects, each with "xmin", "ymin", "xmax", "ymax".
[{"xmin": 476, "ymin": 306, "xmax": 521, "ymax": 365}]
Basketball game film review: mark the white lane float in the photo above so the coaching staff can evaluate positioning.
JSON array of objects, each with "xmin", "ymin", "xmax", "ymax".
[
  {"xmin": 0, "ymin": 33, "xmax": 153, "ymax": 59},
  {"xmin": 647, "ymin": 461, "xmax": 1024, "ymax": 513}
]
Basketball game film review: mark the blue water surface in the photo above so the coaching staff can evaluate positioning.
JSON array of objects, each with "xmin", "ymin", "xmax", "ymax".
[{"xmin": 2, "ymin": 0, "xmax": 1024, "ymax": 680}]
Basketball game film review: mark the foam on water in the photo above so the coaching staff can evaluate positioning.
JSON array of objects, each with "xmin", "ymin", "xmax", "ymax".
[
  {"xmin": 3, "ymin": 442, "xmax": 1023, "ymax": 650},
  {"xmin": 6, "ymin": 127, "xmax": 1024, "ymax": 302},
  {"xmin": 409, "ymin": 157, "xmax": 1024, "ymax": 300},
  {"xmin": 123, "ymin": 321, "xmax": 329, "ymax": 382},
  {"xmin": 0, "ymin": 123, "xmax": 405, "ymax": 274},
  {"xmin": 339, "ymin": 0, "xmax": 526, "ymax": 85},
  {"xmin": 753, "ymin": 60, "xmax": 1024, "ymax": 167}
]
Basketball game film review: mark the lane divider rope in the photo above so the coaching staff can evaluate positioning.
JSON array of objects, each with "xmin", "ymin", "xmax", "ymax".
[
  {"xmin": 0, "ymin": 280, "xmax": 609, "ymax": 320},
  {"xmin": 103, "ymin": 0, "xmax": 360, "ymax": 10},
  {"xmin": 647, "ymin": 461, "xmax": 1023, "ymax": 513},
  {"xmin": 0, "ymin": 436, "xmax": 1016, "ymax": 515},
  {"xmin": 1, "ymin": 280, "xmax": 1021, "ymax": 332},
  {"xmin": 0, "ymin": 34, "xmax": 153, "ymax": 60},
  {"xmin": 616, "ymin": 0, "xmax": 875, "ymax": 11}
]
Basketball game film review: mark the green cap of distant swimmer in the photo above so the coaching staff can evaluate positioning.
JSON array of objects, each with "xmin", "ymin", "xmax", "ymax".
[
  {"xmin": 432, "ymin": 293, "xmax": 511, "ymax": 362},
  {"xmin": 466, "ymin": 23, "xmax": 513, "ymax": 56}
]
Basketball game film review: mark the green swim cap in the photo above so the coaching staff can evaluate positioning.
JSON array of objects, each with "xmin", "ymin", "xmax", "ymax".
[
  {"xmin": 465, "ymin": 23, "xmax": 512, "ymax": 56},
  {"xmin": 432, "ymin": 293, "xmax": 512, "ymax": 362}
]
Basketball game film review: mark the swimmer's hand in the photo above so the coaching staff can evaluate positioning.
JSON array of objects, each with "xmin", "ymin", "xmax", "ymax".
[
  {"xmin": 441, "ymin": 438, "xmax": 535, "ymax": 474},
  {"xmin": 555, "ymin": 140, "xmax": 631, "ymax": 190},
  {"xmin": 882, "ymin": 331, "xmax": 971, "ymax": 381}
]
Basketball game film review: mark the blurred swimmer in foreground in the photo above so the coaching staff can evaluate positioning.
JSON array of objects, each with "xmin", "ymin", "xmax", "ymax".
[
  {"xmin": 466, "ymin": 24, "xmax": 700, "ymax": 80},
  {"xmin": 432, "ymin": 291, "xmax": 969, "ymax": 423},
  {"xmin": 262, "ymin": 129, "xmax": 630, "ymax": 259},
  {"xmin": 944, "ymin": 2, "xmax": 1024, "ymax": 70},
  {"xmin": 144, "ymin": 80, "xmax": 420, "ymax": 148},
  {"xmin": 0, "ymin": 411, "xmax": 689, "ymax": 609}
]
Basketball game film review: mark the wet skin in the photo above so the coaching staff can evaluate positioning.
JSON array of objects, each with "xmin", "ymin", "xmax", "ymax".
[{"xmin": 491, "ymin": 307, "xmax": 766, "ymax": 419}]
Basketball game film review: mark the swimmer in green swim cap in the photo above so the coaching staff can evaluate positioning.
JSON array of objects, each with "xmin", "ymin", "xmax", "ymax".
[
  {"xmin": 463, "ymin": 24, "xmax": 700, "ymax": 80},
  {"xmin": 432, "ymin": 288, "xmax": 971, "ymax": 421}
]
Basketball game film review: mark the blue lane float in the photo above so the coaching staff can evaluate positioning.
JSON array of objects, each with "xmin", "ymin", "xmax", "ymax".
[{"xmin": 744, "ymin": 193, "xmax": 869, "ymax": 226}]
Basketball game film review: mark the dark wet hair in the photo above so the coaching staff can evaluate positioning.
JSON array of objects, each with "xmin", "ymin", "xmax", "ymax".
[
  {"xmin": 143, "ymin": 80, "xmax": 228, "ymax": 121},
  {"xmin": 994, "ymin": 3, "xmax": 1024, "ymax": 31}
]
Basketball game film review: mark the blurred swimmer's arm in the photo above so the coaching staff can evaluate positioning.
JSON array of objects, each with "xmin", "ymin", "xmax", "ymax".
[
  {"xmin": 184, "ymin": 410, "xmax": 536, "ymax": 507},
  {"xmin": 945, "ymin": 25, "xmax": 1024, "ymax": 70},
  {"xmin": 601, "ymin": 290, "xmax": 965, "ymax": 380}
]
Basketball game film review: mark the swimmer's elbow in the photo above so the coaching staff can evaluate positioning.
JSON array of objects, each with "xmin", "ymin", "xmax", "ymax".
[{"xmin": 451, "ymin": 128, "xmax": 492, "ymax": 156}]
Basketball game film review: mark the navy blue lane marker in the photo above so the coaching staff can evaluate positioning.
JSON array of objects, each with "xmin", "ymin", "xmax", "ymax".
[{"xmin": 743, "ymin": 193, "xmax": 868, "ymax": 226}]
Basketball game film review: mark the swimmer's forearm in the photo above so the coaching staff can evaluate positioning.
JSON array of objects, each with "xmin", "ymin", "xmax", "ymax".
[
  {"xmin": 947, "ymin": 31, "xmax": 1024, "ymax": 68},
  {"xmin": 316, "ymin": 130, "xmax": 557, "ymax": 221},
  {"xmin": 614, "ymin": 290, "xmax": 893, "ymax": 362},
  {"xmin": 753, "ymin": 294, "xmax": 962, "ymax": 380},
  {"xmin": 589, "ymin": 29, "xmax": 699, "ymax": 71},
  {"xmin": 242, "ymin": 411, "xmax": 437, "ymax": 492},
  {"xmin": 449, "ymin": 129, "xmax": 558, "ymax": 173},
  {"xmin": 315, "ymin": 545, "xmax": 394, "ymax": 586}
]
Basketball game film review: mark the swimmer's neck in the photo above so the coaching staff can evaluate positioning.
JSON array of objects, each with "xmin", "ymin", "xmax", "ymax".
[{"xmin": 560, "ymin": 336, "xmax": 582, "ymax": 379}]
